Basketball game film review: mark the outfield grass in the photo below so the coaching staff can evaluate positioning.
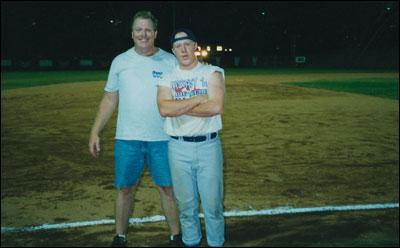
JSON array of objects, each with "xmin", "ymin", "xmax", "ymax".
[
  {"xmin": 1, "ymin": 70, "xmax": 108, "ymax": 90},
  {"xmin": 1, "ymin": 68, "xmax": 398, "ymax": 90},
  {"xmin": 287, "ymin": 78, "xmax": 399, "ymax": 100}
]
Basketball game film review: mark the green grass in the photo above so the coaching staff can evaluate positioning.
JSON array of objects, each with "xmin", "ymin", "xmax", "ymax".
[
  {"xmin": 2, "ymin": 68, "xmax": 398, "ymax": 90},
  {"xmin": 224, "ymin": 67, "xmax": 398, "ymax": 76},
  {"xmin": 1, "ymin": 70, "xmax": 108, "ymax": 90},
  {"xmin": 287, "ymin": 78, "xmax": 399, "ymax": 100},
  {"xmin": 1, "ymin": 70, "xmax": 399, "ymax": 100}
]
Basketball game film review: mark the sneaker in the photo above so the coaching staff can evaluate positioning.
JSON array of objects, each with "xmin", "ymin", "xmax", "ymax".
[
  {"xmin": 170, "ymin": 234, "xmax": 184, "ymax": 247},
  {"xmin": 111, "ymin": 235, "xmax": 127, "ymax": 247}
]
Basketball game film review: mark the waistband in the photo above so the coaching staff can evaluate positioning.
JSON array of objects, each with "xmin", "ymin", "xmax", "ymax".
[{"xmin": 170, "ymin": 132, "xmax": 217, "ymax": 142}]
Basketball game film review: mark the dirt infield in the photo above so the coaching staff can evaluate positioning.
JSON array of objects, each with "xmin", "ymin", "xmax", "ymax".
[{"xmin": 1, "ymin": 71, "xmax": 399, "ymax": 246}]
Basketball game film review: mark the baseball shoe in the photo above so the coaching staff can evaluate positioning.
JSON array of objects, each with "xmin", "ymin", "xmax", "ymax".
[
  {"xmin": 111, "ymin": 235, "xmax": 127, "ymax": 247},
  {"xmin": 170, "ymin": 233, "xmax": 184, "ymax": 247}
]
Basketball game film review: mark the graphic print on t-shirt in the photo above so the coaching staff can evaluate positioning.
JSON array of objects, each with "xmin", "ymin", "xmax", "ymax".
[
  {"xmin": 171, "ymin": 76, "xmax": 208, "ymax": 100},
  {"xmin": 152, "ymin": 70, "xmax": 163, "ymax": 79}
]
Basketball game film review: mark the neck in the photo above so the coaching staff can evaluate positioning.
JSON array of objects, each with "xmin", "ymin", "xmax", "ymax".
[
  {"xmin": 134, "ymin": 46, "xmax": 158, "ymax": 56},
  {"xmin": 179, "ymin": 59, "xmax": 199, "ymax": 70}
]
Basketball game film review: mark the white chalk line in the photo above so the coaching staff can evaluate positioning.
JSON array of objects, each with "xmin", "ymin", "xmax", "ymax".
[{"xmin": 2, "ymin": 202, "xmax": 398, "ymax": 234}]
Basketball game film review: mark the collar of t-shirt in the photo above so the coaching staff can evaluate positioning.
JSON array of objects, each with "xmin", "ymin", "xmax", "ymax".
[
  {"xmin": 176, "ymin": 62, "xmax": 202, "ymax": 74},
  {"xmin": 131, "ymin": 47, "xmax": 161, "ymax": 59}
]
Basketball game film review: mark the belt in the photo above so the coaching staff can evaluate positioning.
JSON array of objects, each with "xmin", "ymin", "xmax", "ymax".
[{"xmin": 170, "ymin": 132, "xmax": 217, "ymax": 142}]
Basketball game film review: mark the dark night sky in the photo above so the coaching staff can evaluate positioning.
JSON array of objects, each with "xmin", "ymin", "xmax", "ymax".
[{"xmin": 1, "ymin": 1, "xmax": 399, "ymax": 60}]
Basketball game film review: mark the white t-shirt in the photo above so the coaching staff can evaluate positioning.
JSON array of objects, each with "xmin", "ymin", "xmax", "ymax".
[
  {"xmin": 158, "ymin": 62, "xmax": 224, "ymax": 136},
  {"xmin": 105, "ymin": 47, "xmax": 176, "ymax": 141}
]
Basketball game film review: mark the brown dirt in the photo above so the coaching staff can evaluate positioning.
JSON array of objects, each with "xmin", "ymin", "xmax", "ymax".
[{"xmin": 1, "ymin": 72, "xmax": 399, "ymax": 246}]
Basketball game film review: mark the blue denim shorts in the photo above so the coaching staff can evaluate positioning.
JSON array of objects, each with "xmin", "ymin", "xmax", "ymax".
[{"xmin": 114, "ymin": 139, "xmax": 172, "ymax": 189}]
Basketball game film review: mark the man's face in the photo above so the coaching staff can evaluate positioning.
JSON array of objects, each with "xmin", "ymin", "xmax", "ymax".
[
  {"xmin": 131, "ymin": 18, "xmax": 157, "ymax": 50},
  {"xmin": 172, "ymin": 32, "xmax": 197, "ymax": 67}
]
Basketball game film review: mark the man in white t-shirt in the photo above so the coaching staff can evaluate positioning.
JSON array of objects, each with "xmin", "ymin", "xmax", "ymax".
[
  {"xmin": 89, "ymin": 11, "xmax": 182, "ymax": 247},
  {"xmin": 157, "ymin": 28, "xmax": 226, "ymax": 247}
]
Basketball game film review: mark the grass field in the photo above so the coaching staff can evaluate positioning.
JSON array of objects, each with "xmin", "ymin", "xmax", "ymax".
[
  {"xmin": 288, "ymin": 78, "xmax": 399, "ymax": 100},
  {"xmin": 1, "ymin": 68, "xmax": 399, "ymax": 246},
  {"xmin": 0, "ymin": 70, "xmax": 108, "ymax": 90},
  {"xmin": 1, "ymin": 68, "xmax": 396, "ymax": 90}
]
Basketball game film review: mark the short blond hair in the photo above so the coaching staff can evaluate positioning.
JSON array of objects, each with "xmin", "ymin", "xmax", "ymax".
[{"xmin": 132, "ymin": 10, "xmax": 158, "ymax": 31}]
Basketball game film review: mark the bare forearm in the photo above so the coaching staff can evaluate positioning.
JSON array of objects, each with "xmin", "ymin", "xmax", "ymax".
[
  {"xmin": 187, "ymin": 100, "xmax": 224, "ymax": 117},
  {"xmin": 158, "ymin": 91, "xmax": 208, "ymax": 117},
  {"xmin": 90, "ymin": 96, "xmax": 117, "ymax": 136},
  {"xmin": 187, "ymin": 71, "xmax": 225, "ymax": 117},
  {"xmin": 159, "ymin": 97, "xmax": 203, "ymax": 117}
]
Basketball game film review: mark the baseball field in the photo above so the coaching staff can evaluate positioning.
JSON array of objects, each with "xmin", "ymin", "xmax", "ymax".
[{"xmin": 1, "ymin": 68, "xmax": 399, "ymax": 246}]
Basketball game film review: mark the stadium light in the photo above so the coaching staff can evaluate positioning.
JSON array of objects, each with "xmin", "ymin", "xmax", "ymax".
[
  {"xmin": 229, "ymin": 48, "xmax": 232, "ymax": 52},
  {"xmin": 201, "ymin": 50, "xmax": 208, "ymax": 57},
  {"xmin": 216, "ymin": 46, "xmax": 223, "ymax": 51},
  {"xmin": 194, "ymin": 51, "xmax": 201, "ymax": 56},
  {"xmin": 206, "ymin": 46, "xmax": 211, "ymax": 51}
]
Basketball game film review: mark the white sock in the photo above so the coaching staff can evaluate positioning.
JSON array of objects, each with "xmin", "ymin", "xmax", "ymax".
[{"xmin": 117, "ymin": 234, "xmax": 127, "ymax": 240}]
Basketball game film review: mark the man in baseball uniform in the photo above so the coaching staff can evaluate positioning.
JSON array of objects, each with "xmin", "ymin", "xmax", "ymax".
[{"xmin": 157, "ymin": 28, "xmax": 226, "ymax": 247}]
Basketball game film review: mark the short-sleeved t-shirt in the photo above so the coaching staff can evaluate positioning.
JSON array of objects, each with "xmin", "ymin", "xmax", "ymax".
[
  {"xmin": 158, "ymin": 62, "xmax": 224, "ymax": 136},
  {"xmin": 105, "ymin": 47, "xmax": 176, "ymax": 141}
]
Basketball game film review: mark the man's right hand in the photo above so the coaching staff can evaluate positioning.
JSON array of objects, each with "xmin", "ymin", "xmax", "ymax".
[{"xmin": 89, "ymin": 134, "xmax": 101, "ymax": 158}]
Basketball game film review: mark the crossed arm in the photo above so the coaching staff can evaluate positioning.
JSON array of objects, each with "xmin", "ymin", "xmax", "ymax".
[{"xmin": 157, "ymin": 71, "xmax": 225, "ymax": 117}]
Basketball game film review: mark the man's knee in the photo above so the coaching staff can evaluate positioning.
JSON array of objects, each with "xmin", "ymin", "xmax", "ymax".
[{"xmin": 119, "ymin": 184, "xmax": 138, "ymax": 195}]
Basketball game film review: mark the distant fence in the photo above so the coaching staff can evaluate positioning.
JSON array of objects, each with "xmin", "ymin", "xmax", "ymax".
[
  {"xmin": 212, "ymin": 55, "xmax": 300, "ymax": 68},
  {"xmin": 1, "ymin": 49, "xmax": 398, "ymax": 71},
  {"xmin": 1, "ymin": 59, "xmax": 112, "ymax": 71},
  {"xmin": 1, "ymin": 56, "xmax": 308, "ymax": 71}
]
